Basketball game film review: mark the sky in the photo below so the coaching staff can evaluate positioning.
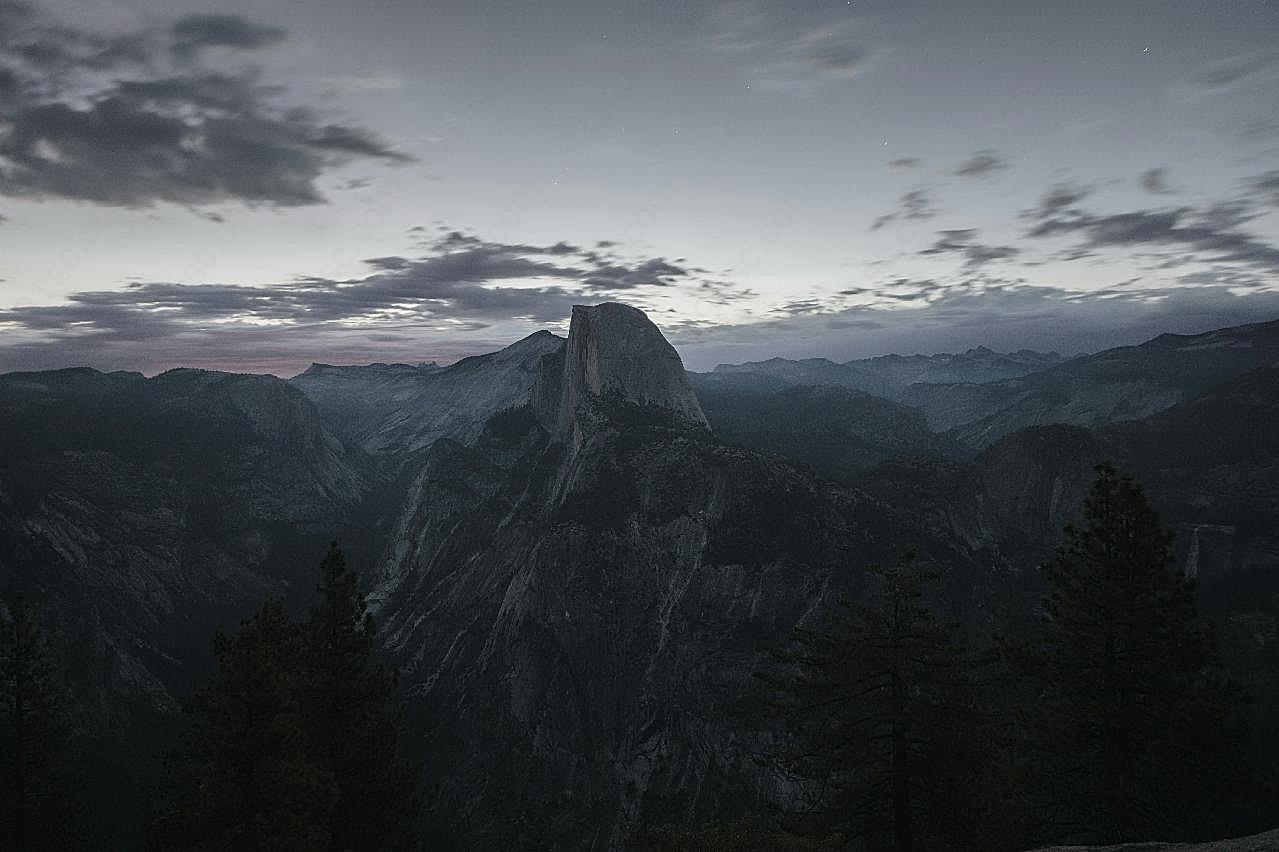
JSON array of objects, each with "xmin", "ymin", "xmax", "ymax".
[{"xmin": 1, "ymin": 0, "xmax": 1277, "ymax": 374}]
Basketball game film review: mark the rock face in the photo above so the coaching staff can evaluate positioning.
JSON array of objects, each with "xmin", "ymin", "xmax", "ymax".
[
  {"xmin": 555, "ymin": 303, "xmax": 707, "ymax": 437},
  {"xmin": 371, "ymin": 404, "xmax": 980, "ymax": 850},
  {"xmin": 292, "ymin": 330, "xmax": 565, "ymax": 461}
]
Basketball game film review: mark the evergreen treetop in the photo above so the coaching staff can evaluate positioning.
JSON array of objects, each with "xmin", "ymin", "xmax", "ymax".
[{"xmin": 1020, "ymin": 462, "xmax": 1251, "ymax": 843}]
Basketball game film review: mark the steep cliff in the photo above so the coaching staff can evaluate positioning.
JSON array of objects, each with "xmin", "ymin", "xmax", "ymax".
[{"xmin": 554, "ymin": 303, "xmax": 707, "ymax": 437}]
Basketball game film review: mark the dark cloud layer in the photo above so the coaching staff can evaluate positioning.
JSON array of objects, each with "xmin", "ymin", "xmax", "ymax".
[
  {"xmin": 0, "ymin": 1, "xmax": 409, "ymax": 208},
  {"xmin": 1028, "ymin": 203, "xmax": 1279, "ymax": 275},
  {"xmin": 0, "ymin": 231, "xmax": 724, "ymax": 373}
]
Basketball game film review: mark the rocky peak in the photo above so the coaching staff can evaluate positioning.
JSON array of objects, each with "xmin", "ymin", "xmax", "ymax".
[{"xmin": 554, "ymin": 303, "xmax": 707, "ymax": 435}]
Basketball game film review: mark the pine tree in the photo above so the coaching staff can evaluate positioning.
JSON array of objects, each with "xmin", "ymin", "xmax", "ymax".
[
  {"xmin": 149, "ymin": 600, "xmax": 334, "ymax": 851},
  {"xmin": 0, "ymin": 595, "xmax": 85, "ymax": 852},
  {"xmin": 302, "ymin": 542, "xmax": 421, "ymax": 852},
  {"xmin": 1017, "ymin": 462, "xmax": 1251, "ymax": 843},
  {"xmin": 763, "ymin": 553, "xmax": 1005, "ymax": 851}
]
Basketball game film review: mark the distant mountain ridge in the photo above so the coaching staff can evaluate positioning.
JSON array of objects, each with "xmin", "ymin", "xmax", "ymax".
[
  {"xmin": 690, "ymin": 374, "xmax": 958, "ymax": 472},
  {"xmin": 905, "ymin": 317, "xmax": 1279, "ymax": 449},
  {"xmin": 707, "ymin": 345, "xmax": 1067, "ymax": 399}
]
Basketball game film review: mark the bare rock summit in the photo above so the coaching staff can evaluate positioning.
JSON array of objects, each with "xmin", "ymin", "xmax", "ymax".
[{"xmin": 554, "ymin": 302, "xmax": 708, "ymax": 434}]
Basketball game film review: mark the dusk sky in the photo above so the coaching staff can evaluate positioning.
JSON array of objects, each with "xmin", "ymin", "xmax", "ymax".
[{"xmin": 1, "ymin": 0, "xmax": 1278, "ymax": 373}]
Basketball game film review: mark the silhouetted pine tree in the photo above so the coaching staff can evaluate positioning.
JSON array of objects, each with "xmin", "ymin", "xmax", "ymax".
[
  {"xmin": 0, "ymin": 595, "xmax": 85, "ymax": 852},
  {"xmin": 148, "ymin": 600, "xmax": 334, "ymax": 851},
  {"xmin": 1014, "ymin": 462, "xmax": 1251, "ymax": 843},
  {"xmin": 302, "ymin": 542, "xmax": 421, "ymax": 852},
  {"xmin": 763, "ymin": 553, "xmax": 1010, "ymax": 852}
]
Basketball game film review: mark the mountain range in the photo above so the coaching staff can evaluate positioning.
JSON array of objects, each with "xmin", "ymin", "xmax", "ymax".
[{"xmin": 1, "ymin": 304, "xmax": 1277, "ymax": 848}]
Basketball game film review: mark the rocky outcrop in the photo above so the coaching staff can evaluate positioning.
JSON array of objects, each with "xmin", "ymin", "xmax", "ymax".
[{"xmin": 554, "ymin": 303, "xmax": 707, "ymax": 438}]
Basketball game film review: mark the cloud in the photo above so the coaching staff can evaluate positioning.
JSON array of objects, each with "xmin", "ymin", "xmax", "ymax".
[
  {"xmin": 919, "ymin": 229, "xmax": 1020, "ymax": 268},
  {"xmin": 0, "ymin": 3, "xmax": 410, "ymax": 208},
  {"xmin": 1247, "ymin": 171, "xmax": 1279, "ymax": 207},
  {"xmin": 869, "ymin": 186, "xmax": 938, "ymax": 230},
  {"xmin": 1193, "ymin": 50, "xmax": 1279, "ymax": 92},
  {"xmin": 673, "ymin": 279, "xmax": 1279, "ymax": 369},
  {"xmin": 169, "ymin": 14, "xmax": 286, "ymax": 60},
  {"xmin": 954, "ymin": 149, "xmax": 1008, "ymax": 178},
  {"xmin": 1140, "ymin": 167, "xmax": 1172, "ymax": 194},
  {"xmin": 888, "ymin": 157, "xmax": 920, "ymax": 170},
  {"xmin": 701, "ymin": 8, "xmax": 877, "ymax": 96},
  {"xmin": 0, "ymin": 231, "xmax": 740, "ymax": 374},
  {"xmin": 1028, "ymin": 203, "xmax": 1279, "ymax": 275},
  {"xmin": 751, "ymin": 23, "xmax": 875, "ymax": 95},
  {"xmin": 1030, "ymin": 181, "xmax": 1093, "ymax": 219}
]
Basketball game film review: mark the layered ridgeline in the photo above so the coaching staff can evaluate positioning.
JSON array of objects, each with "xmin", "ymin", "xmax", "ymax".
[
  {"xmin": 2, "ymin": 303, "xmax": 1278, "ymax": 847},
  {"xmin": 706, "ymin": 318, "xmax": 1279, "ymax": 453},
  {"xmin": 707, "ymin": 345, "xmax": 1067, "ymax": 400}
]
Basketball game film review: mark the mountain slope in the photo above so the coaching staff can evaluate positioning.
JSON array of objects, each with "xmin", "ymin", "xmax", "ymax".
[
  {"xmin": 904, "ymin": 318, "xmax": 1279, "ymax": 448},
  {"xmin": 369, "ymin": 305, "xmax": 998, "ymax": 848},
  {"xmin": 868, "ymin": 360, "xmax": 1279, "ymax": 784},
  {"xmin": 291, "ymin": 330, "xmax": 565, "ymax": 460},
  {"xmin": 690, "ymin": 374, "xmax": 960, "ymax": 472},
  {"xmin": 0, "ymin": 367, "xmax": 370, "ymax": 718}
]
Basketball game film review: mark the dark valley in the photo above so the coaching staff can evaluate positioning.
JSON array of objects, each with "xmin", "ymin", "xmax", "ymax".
[{"xmin": 3, "ymin": 303, "xmax": 1278, "ymax": 849}]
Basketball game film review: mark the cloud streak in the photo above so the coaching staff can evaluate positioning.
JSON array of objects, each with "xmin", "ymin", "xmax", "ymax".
[
  {"xmin": 702, "ymin": 7, "xmax": 878, "ymax": 96},
  {"xmin": 954, "ymin": 149, "xmax": 1009, "ymax": 178},
  {"xmin": 870, "ymin": 186, "xmax": 938, "ymax": 230}
]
